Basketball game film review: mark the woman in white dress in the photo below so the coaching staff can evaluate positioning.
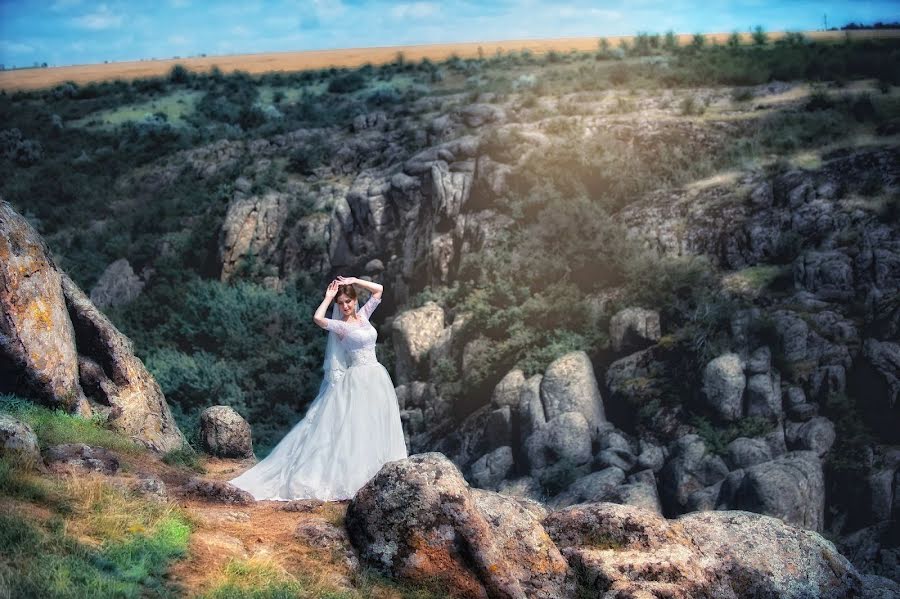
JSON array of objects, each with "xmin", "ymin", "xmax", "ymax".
[{"xmin": 229, "ymin": 275, "xmax": 408, "ymax": 500}]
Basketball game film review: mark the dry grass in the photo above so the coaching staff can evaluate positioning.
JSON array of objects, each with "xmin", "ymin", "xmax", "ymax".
[{"xmin": 2, "ymin": 29, "xmax": 898, "ymax": 92}]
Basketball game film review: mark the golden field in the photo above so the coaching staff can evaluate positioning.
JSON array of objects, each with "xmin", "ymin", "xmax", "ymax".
[{"xmin": 2, "ymin": 29, "xmax": 899, "ymax": 92}]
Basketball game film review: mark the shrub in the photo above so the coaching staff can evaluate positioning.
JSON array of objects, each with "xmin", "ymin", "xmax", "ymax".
[
  {"xmin": 327, "ymin": 71, "xmax": 367, "ymax": 94},
  {"xmin": 752, "ymin": 25, "xmax": 768, "ymax": 46}
]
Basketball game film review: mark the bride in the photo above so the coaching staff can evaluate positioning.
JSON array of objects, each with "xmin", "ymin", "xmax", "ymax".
[{"xmin": 229, "ymin": 275, "xmax": 409, "ymax": 500}]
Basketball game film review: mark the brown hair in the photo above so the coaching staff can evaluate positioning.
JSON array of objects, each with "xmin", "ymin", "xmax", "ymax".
[{"xmin": 335, "ymin": 284, "xmax": 357, "ymax": 303}]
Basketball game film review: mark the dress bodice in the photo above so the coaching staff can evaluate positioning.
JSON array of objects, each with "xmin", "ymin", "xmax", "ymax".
[{"xmin": 325, "ymin": 296, "xmax": 381, "ymax": 367}]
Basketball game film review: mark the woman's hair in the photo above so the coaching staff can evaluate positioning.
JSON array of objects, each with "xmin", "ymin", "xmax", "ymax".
[{"xmin": 335, "ymin": 284, "xmax": 357, "ymax": 303}]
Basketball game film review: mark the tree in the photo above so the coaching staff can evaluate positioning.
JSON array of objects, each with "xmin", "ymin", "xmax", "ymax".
[
  {"xmin": 752, "ymin": 25, "xmax": 768, "ymax": 46},
  {"xmin": 664, "ymin": 30, "xmax": 678, "ymax": 52},
  {"xmin": 691, "ymin": 33, "xmax": 706, "ymax": 50},
  {"xmin": 727, "ymin": 31, "xmax": 741, "ymax": 48}
]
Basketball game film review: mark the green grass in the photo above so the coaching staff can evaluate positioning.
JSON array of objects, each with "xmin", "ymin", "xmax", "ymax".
[
  {"xmin": 690, "ymin": 415, "xmax": 775, "ymax": 456},
  {"xmin": 161, "ymin": 446, "xmax": 207, "ymax": 473},
  {"xmin": 0, "ymin": 394, "xmax": 143, "ymax": 454},
  {"xmin": 0, "ymin": 511, "xmax": 190, "ymax": 599},
  {"xmin": 68, "ymin": 90, "xmax": 204, "ymax": 128}
]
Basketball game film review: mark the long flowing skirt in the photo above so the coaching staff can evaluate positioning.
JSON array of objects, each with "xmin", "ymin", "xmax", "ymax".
[{"xmin": 229, "ymin": 361, "xmax": 408, "ymax": 500}]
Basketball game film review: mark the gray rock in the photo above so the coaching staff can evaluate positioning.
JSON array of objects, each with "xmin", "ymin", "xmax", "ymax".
[
  {"xmin": 686, "ymin": 480, "xmax": 723, "ymax": 511},
  {"xmin": 593, "ymin": 448, "xmax": 636, "ymax": 472},
  {"xmin": 868, "ymin": 468, "xmax": 895, "ymax": 523},
  {"xmin": 497, "ymin": 476, "xmax": 546, "ymax": 503},
  {"xmin": 131, "ymin": 475, "xmax": 168, "ymax": 502},
  {"xmin": 548, "ymin": 467, "xmax": 626, "ymax": 509},
  {"xmin": 794, "ymin": 250, "xmax": 854, "ymax": 301},
  {"xmin": 199, "ymin": 406, "xmax": 254, "ymax": 459},
  {"xmin": 609, "ymin": 307, "xmax": 661, "ymax": 353},
  {"xmin": 745, "ymin": 371, "xmax": 782, "ymax": 421},
  {"xmin": 725, "ymin": 437, "xmax": 773, "ymax": 469},
  {"xmin": 219, "ymin": 191, "xmax": 289, "ymax": 282},
  {"xmin": 525, "ymin": 411, "xmax": 593, "ymax": 491},
  {"xmin": 852, "ymin": 338, "xmax": 900, "ymax": 442},
  {"xmin": 637, "ymin": 441, "xmax": 666, "ymax": 472},
  {"xmin": 791, "ymin": 416, "xmax": 836, "ymax": 456},
  {"xmin": 702, "ymin": 353, "xmax": 746, "ymax": 421},
  {"xmin": 294, "ymin": 520, "xmax": 359, "ymax": 570},
  {"xmin": 540, "ymin": 351, "xmax": 606, "ymax": 439},
  {"xmin": 89, "ymin": 258, "xmax": 145, "ymax": 310},
  {"xmin": 659, "ymin": 435, "xmax": 730, "ymax": 513},
  {"xmin": 0, "ymin": 414, "xmax": 41, "ymax": 467},
  {"xmin": 729, "ymin": 451, "xmax": 825, "ymax": 531},
  {"xmin": 491, "ymin": 369, "xmax": 525, "ymax": 410},
  {"xmin": 746, "ymin": 346, "xmax": 772, "ymax": 375},
  {"xmin": 470, "ymin": 445, "xmax": 514, "ymax": 491},
  {"xmin": 517, "ymin": 374, "xmax": 546, "ymax": 441}
]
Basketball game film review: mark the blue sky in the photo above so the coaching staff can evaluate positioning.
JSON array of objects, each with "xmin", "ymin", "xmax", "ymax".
[{"xmin": 0, "ymin": 1, "xmax": 897, "ymax": 68}]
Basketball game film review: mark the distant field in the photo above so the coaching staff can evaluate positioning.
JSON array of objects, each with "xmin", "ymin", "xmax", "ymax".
[{"xmin": 1, "ymin": 29, "xmax": 899, "ymax": 92}]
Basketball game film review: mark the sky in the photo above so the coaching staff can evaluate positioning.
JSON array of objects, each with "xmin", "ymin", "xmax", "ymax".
[{"xmin": 0, "ymin": 0, "xmax": 897, "ymax": 68}]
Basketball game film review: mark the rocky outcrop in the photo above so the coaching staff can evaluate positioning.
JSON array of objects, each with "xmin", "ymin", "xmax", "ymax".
[
  {"xmin": 219, "ymin": 190, "xmax": 289, "ymax": 284},
  {"xmin": 60, "ymin": 273, "xmax": 187, "ymax": 453},
  {"xmin": 345, "ymin": 452, "xmax": 573, "ymax": 598},
  {"xmin": 539, "ymin": 351, "xmax": 606, "ymax": 440},
  {"xmin": 199, "ymin": 406, "xmax": 254, "ymax": 458},
  {"xmin": 391, "ymin": 301, "xmax": 445, "ymax": 384},
  {"xmin": 0, "ymin": 200, "xmax": 89, "ymax": 414},
  {"xmin": 89, "ymin": 258, "xmax": 145, "ymax": 310},
  {"xmin": 609, "ymin": 307, "xmax": 661, "ymax": 354},
  {"xmin": 0, "ymin": 200, "xmax": 186, "ymax": 453}
]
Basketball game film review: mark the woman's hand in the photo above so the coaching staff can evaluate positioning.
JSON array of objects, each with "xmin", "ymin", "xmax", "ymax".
[
  {"xmin": 324, "ymin": 279, "xmax": 339, "ymax": 299},
  {"xmin": 336, "ymin": 275, "xmax": 358, "ymax": 286}
]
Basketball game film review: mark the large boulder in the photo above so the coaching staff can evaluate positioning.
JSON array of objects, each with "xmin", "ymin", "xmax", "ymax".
[
  {"xmin": 59, "ymin": 273, "xmax": 187, "ymax": 453},
  {"xmin": 0, "ymin": 200, "xmax": 186, "ymax": 453},
  {"xmin": 658, "ymin": 434, "xmax": 729, "ymax": 515},
  {"xmin": 219, "ymin": 190, "xmax": 288, "ymax": 282},
  {"xmin": 469, "ymin": 445, "xmax": 514, "ymax": 491},
  {"xmin": 391, "ymin": 302, "xmax": 445, "ymax": 384},
  {"xmin": 719, "ymin": 451, "xmax": 825, "ymax": 531},
  {"xmin": 0, "ymin": 200, "xmax": 88, "ymax": 414},
  {"xmin": 491, "ymin": 368, "xmax": 525, "ymax": 410},
  {"xmin": 345, "ymin": 452, "xmax": 573, "ymax": 598},
  {"xmin": 542, "ymin": 502, "xmax": 864, "ymax": 598},
  {"xmin": 199, "ymin": 406, "xmax": 254, "ymax": 458},
  {"xmin": 701, "ymin": 353, "xmax": 746, "ymax": 421},
  {"xmin": 44, "ymin": 443, "xmax": 120, "ymax": 475},
  {"xmin": 525, "ymin": 411, "xmax": 593, "ymax": 493},
  {"xmin": 540, "ymin": 351, "xmax": 606, "ymax": 440}
]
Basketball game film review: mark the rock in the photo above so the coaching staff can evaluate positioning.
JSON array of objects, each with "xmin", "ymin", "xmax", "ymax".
[
  {"xmin": 391, "ymin": 302, "xmax": 445, "ymax": 384},
  {"xmin": 725, "ymin": 436, "xmax": 772, "ymax": 469},
  {"xmin": 745, "ymin": 371, "xmax": 782, "ymax": 421},
  {"xmin": 727, "ymin": 450, "xmax": 825, "ymax": 531},
  {"xmin": 345, "ymin": 452, "xmax": 573, "ymax": 598},
  {"xmin": 59, "ymin": 273, "xmax": 187, "ymax": 453},
  {"xmin": 294, "ymin": 520, "xmax": 359, "ymax": 569},
  {"xmin": 677, "ymin": 510, "xmax": 863, "ymax": 598},
  {"xmin": 0, "ymin": 200, "xmax": 88, "ymax": 413},
  {"xmin": 219, "ymin": 191, "xmax": 289, "ymax": 282},
  {"xmin": 428, "ymin": 162, "xmax": 473, "ymax": 228},
  {"xmin": 636, "ymin": 440, "xmax": 666, "ymax": 472},
  {"xmin": 459, "ymin": 103, "xmax": 505, "ymax": 128},
  {"xmin": 497, "ymin": 476, "xmax": 546, "ymax": 503},
  {"xmin": 791, "ymin": 416, "xmax": 836, "ymax": 456},
  {"xmin": 0, "ymin": 414, "xmax": 41, "ymax": 467},
  {"xmin": 608, "ymin": 307, "xmax": 661, "ymax": 354},
  {"xmin": 131, "ymin": 475, "xmax": 168, "ymax": 501},
  {"xmin": 702, "ymin": 353, "xmax": 746, "ymax": 421},
  {"xmin": 686, "ymin": 481, "xmax": 723, "ymax": 511},
  {"xmin": 543, "ymin": 502, "xmax": 730, "ymax": 598},
  {"xmin": 746, "ymin": 346, "xmax": 772, "ymax": 374},
  {"xmin": 525, "ymin": 411, "xmax": 593, "ymax": 492},
  {"xmin": 491, "ymin": 369, "xmax": 525, "ymax": 410},
  {"xmin": 281, "ymin": 499, "xmax": 325, "ymax": 513},
  {"xmin": 593, "ymin": 447, "xmax": 636, "ymax": 472},
  {"xmin": 181, "ymin": 478, "xmax": 255, "ymax": 505},
  {"xmin": 44, "ymin": 443, "xmax": 119, "ymax": 475},
  {"xmin": 794, "ymin": 250, "xmax": 854, "ymax": 301},
  {"xmin": 548, "ymin": 467, "xmax": 626, "ymax": 509},
  {"xmin": 539, "ymin": 351, "xmax": 606, "ymax": 440},
  {"xmin": 469, "ymin": 445, "xmax": 514, "ymax": 491},
  {"xmin": 852, "ymin": 338, "xmax": 900, "ymax": 443},
  {"xmin": 199, "ymin": 406, "xmax": 254, "ymax": 458},
  {"xmin": 518, "ymin": 374, "xmax": 546, "ymax": 441},
  {"xmin": 659, "ymin": 434, "xmax": 729, "ymax": 514},
  {"xmin": 89, "ymin": 258, "xmax": 145, "ymax": 310}
]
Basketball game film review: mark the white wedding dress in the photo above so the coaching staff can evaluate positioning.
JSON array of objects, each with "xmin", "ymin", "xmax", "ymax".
[{"xmin": 229, "ymin": 295, "xmax": 408, "ymax": 500}]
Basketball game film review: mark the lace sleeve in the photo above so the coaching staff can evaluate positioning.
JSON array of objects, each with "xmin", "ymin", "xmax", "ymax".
[
  {"xmin": 358, "ymin": 295, "xmax": 381, "ymax": 321},
  {"xmin": 325, "ymin": 318, "xmax": 349, "ymax": 339}
]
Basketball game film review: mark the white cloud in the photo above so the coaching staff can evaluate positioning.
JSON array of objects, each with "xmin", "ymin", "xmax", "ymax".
[
  {"xmin": 391, "ymin": 2, "xmax": 440, "ymax": 19},
  {"xmin": 72, "ymin": 4, "xmax": 124, "ymax": 30}
]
